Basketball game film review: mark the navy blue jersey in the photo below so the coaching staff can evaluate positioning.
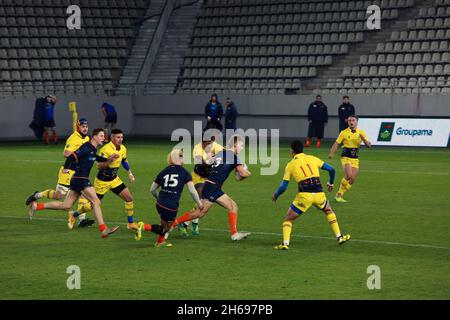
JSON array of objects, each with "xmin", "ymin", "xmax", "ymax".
[
  {"xmin": 207, "ymin": 150, "xmax": 243, "ymax": 187},
  {"xmin": 72, "ymin": 142, "xmax": 98, "ymax": 178},
  {"xmin": 155, "ymin": 165, "xmax": 192, "ymax": 210}
]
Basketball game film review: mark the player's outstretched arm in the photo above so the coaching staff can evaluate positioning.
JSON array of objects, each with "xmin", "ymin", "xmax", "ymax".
[
  {"xmin": 328, "ymin": 142, "xmax": 340, "ymax": 159},
  {"xmin": 187, "ymin": 181, "xmax": 203, "ymax": 209},
  {"xmin": 121, "ymin": 160, "xmax": 135, "ymax": 183},
  {"xmin": 150, "ymin": 182, "xmax": 160, "ymax": 200},
  {"xmin": 272, "ymin": 180, "xmax": 289, "ymax": 202},
  {"xmin": 321, "ymin": 162, "xmax": 336, "ymax": 192},
  {"xmin": 236, "ymin": 164, "xmax": 251, "ymax": 178}
]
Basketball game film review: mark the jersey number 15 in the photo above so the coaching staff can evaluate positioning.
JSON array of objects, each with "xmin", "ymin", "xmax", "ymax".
[{"xmin": 163, "ymin": 174, "xmax": 179, "ymax": 187}]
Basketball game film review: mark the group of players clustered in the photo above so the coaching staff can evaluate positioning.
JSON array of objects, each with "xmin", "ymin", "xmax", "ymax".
[{"xmin": 26, "ymin": 103, "xmax": 371, "ymax": 249}]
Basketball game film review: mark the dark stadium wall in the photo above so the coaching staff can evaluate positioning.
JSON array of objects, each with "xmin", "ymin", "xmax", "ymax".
[
  {"xmin": 1, "ymin": 94, "xmax": 449, "ymax": 140},
  {"xmin": 132, "ymin": 94, "xmax": 450, "ymax": 139}
]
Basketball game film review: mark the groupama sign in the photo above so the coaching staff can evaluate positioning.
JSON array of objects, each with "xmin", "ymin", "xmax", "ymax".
[{"xmin": 358, "ymin": 118, "xmax": 450, "ymax": 147}]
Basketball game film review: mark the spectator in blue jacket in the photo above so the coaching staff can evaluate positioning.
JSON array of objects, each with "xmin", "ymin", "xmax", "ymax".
[
  {"xmin": 40, "ymin": 95, "xmax": 58, "ymax": 144},
  {"xmin": 204, "ymin": 93, "xmax": 223, "ymax": 131},
  {"xmin": 224, "ymin": 97, "xmax": 238, "ymax": 131},
  {"xmin": 101, "ymin": 102, "xmax": 117, "ymax": 139}
]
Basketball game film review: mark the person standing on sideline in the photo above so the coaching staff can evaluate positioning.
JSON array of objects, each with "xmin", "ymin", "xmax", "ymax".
[
  {"xmin": 338, "ymin": 96, "xmax": 356, "ymax": 133},
  {"xmin": 305, "ymin": 95, "xmax": 328, "ymax": 148},
  {"xmin": 224, "ymin": 97, "xmax": 238, "ymax": 131},
  {"xmin": 204, "ymin": 93, "xmax": 223, "ymax": 131},
  {"xmin": 101, "ymin": 102, "xmax": 117, "ymax": 139},
  {"xmin": 41, "ymin": 95, "xmax": 58, "ymax": 145}
]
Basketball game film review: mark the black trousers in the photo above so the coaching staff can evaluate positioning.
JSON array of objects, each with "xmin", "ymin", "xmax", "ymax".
[{"xmin": 307, "ymin": 122, "xmax": 325, "ymax": 139}]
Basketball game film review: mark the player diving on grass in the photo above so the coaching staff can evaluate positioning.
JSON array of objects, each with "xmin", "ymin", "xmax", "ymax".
[
  {"xmin": 25, "ymin": 102, "xmax": 95, "ymax": 227},
  {"xmin": 28, "ymin": 128, "xmax": 119, "ymax": 238},
  {"xmin": 177, "ymin": 131, "xmax": 224, "ymax": 238},
  {"xmin": 272, "ymin": 140, "xmax": 350, "ymax": 250},
  {"xmin": 134, "ymin": 149, "xmax": 203, "ymax": 247},
  {"xmin": 328, "ymin": 115, "xmax": 372, "ymax": 203},
  {"xmin": 68, "ymin": 128, "xmax": 139, "ymax": 230},
  {"xmin": 164, "ymin": 135, "xmax": 252, "ymax": 242}
]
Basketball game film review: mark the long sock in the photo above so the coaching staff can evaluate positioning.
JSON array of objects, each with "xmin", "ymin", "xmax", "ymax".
[
  {"xmin": 326, "ymin": 213, "xmax": 342, "ymax": 238},
  {"xmin": 125, "ymin": 201, "xmax": 134, "ymax": 223},
  {"xmin": 37, "ymin": 189, "xmax": 55, "ymax": 199},
  {"xmin": 228, "ymin": 212, "xmax": 238, "ymax": 235},
  {"xmin": 145, "ymin": 224, "xmax": 164, "ymax": 235},
  {"xmin": 282, "ymin": 221, "xmax": 292, "ymax": 246},
  {"xmin": 156, "ymin": 235, "xmax": 165, "ymax": 244},
  {"xmin": 337, "ymin": 178, "xmax": 352, "ymax": 197},
  {"xmin": 53, "ymin": 130, "xmax": 58, "ymax": 143},
  {"xmin": 35, "ymin": 203, "xmax": 45, "ymax": 211},
  {"xmin": 44, "ymin": 131, "xmax": 49, "ymax": 144},
  {"xmin": 99, "ymin": 224, "xmax": 107, "ymax": 233},
  {"xmin": 172, "ymin": 211, "xmax": 192, "ymax": 228}
]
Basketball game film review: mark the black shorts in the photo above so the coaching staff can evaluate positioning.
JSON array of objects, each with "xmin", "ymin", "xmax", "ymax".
[
  {"xmin": 201, "ymin": 182, "xmax": 225, "ymax": 202},
  {"xmin": 105, "ymin": 114, "xmax": 117, "ymax": 124},
  {"xmin": 44, "ymin": 118, "xmax": 56, "ymax": 128},
  {"xmin": 156, "ymin": 203, "xmax": 177, "ymax": 222},
  {"xmin": 70, "ymin": 178, "xmax": 92, "ymax": 193}
]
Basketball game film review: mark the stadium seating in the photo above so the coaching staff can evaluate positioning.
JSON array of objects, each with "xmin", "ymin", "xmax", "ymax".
[
  {"xmin": 177, "ymin": 0, "xmax": 414, "ymax": 94},
  {"xmin": 325, "ymin": 0, "xmax": 450, "ymax": 94},
  {"xmin": 0, "ymin": 0, "xmax": 149, "ymax": 96}
]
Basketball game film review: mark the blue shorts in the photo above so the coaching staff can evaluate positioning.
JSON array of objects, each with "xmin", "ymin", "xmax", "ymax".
[
  {"xmin": 202, "ymin": 182, "xmax": 224, "ymax": 202},
  {"xmin": 156, "ymin": 203, "xmax": 177, "ymax": 222},
  {"xmin": 105, "ymin": 114, "xmax": 117, "ymax": 124},
  {"xmin": 70, "ymin": 178, "xmax": 92, "ymax": 193},
  {"xmin": 44, "ymin": 118, "xmax": 55, "ymax": 128}
]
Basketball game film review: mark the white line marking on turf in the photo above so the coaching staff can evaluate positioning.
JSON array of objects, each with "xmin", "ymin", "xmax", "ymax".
[{"xmin": 2, "ymin": 215, "xmax": 450, "ymax": 251}]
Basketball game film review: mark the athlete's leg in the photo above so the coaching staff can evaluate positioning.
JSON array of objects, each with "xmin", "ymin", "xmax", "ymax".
[
  {"xmin": 215, "ymin": 194, "xmax": 240, "ymax": 236},
  {"xmin": 34, "ymin": 190, "xmax": 79, "ymax": 211},
  {"xmin": 117, "ymin": 187, "xmax": 136, "ymax": 228},
  {"xmin": 275, "ymin": 207, "xmax": 301, "ymax": 248},
  {"xmin": 322, "ymin": 201, "xmax": 350, "ymax": 244},
  {"xmin": 336, "ymin": 163, "xmax": 353, "ymax": 199}
]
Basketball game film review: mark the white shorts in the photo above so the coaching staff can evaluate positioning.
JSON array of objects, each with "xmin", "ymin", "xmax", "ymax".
[{"xmin": 55, "ymin": 184, "xmax": 70, "ymax": 196}]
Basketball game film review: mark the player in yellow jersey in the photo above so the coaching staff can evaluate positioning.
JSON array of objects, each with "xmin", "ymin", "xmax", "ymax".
[
  {"xmin": 328, "ymin": 115, "xmax": 372, "ymax": 203},
  {"xmin": 272, "ymin": 140, "xmax": 350, "ymax": 250},
  {"xmin": 67, "ymin": 128, "xmax": 138, "ymax": 230},
  {"xmin": 25, "ymin": 102, "xmax": 94, "ymax": 227},
  {"xmin": 177, "ymin": 134, "xmax": 224, "ymax": 237}
]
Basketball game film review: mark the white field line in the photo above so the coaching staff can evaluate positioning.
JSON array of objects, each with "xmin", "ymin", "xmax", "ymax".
[{"xmin": 1, "ymin": 215, "xmax": 450, "ymax": 251}]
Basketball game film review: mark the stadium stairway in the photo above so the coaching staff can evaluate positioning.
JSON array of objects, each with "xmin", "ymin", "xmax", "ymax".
[
  {"xmin": 144, "ymin": 0, "xmax": 203, "ymax": 95},
  {"xmin": 116, "ymin": 0, "xmax": 166, "ymax": 95},
  {"xmin": 305, "ymin": 0, "xmax": 437, "ymax": 94}
]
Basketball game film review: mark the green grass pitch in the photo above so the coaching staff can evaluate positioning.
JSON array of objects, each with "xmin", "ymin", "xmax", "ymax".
[{"xmin": 0, "ymin": 140, "xmax": 449, "ymax": 299}]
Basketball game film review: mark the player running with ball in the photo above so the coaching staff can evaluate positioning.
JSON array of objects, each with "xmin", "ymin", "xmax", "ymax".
[{"xmin": 166, "ymin": 135, "xmax": 252, "ymax": 242}]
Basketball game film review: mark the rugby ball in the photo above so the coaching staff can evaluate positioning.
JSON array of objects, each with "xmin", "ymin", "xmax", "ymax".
[{"xmin": 235, "ymin": 164, "xmax": 248, "ymax": 181}]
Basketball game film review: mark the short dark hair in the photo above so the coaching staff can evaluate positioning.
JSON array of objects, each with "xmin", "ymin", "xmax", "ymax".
[
  {"xmin": 92, "ymin": 128, "xmax": 104, "ymax": 137},
  {"xmin": 291, "ymin": 140, "xmax": 304, "ymax": 154},
  {"xmin": 111, "ymin": 128, "xmax": 123, "ymax": 135},
  {"xmin": 348, "ymin": 114, "xmax": 359, "ymax": 120},
  {"xmin": 316, "ymin": 95, "xmax": 322, "ymax": 98},
  {"xmin": 343, "ymin": 95, "xmax": 349, "ymax": 99}
]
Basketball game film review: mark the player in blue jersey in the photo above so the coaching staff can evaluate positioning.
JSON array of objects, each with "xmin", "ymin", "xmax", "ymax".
[
  {"xmin": 134, "ymin": 149, "xmax": 203, "ymax": 247},
  {"xmin": 28, "ymin": 128, "xmax": 119, "ymax": 238},
  {"xmin": 167, "ymin": 135, "xmax": 252, "ymax": 242}
]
